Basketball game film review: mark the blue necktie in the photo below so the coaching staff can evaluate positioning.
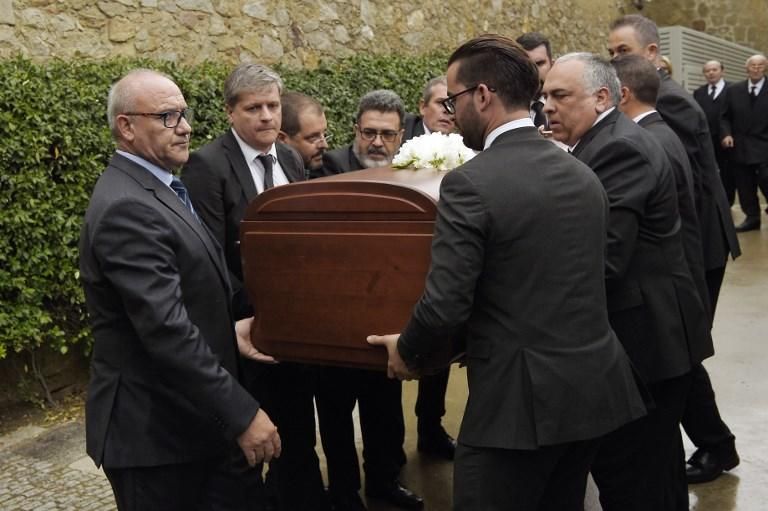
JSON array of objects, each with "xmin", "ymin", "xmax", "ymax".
[{"xmin": 170, "ymin": 177, "xmax": 199, "ymax": 221}]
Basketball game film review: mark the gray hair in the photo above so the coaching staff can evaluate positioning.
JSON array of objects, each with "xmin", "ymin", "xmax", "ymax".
[
  {"xmin": 422, "ymin": 76, "xmax": 447, "ymax": 104},
  {"xmin": 107, "ymin": 68, "xmax": 172, "ymax": 140},
  {"xmin": 224, "ymin": 63, "xmax": 283, "ymax": 107},
  {"xmin": 746, "ymin": 54, "xmax": 767, "ymax": 66},
  {"xmin": 355, "ymin": 89, "xmax": 405, "ymax": 126},
  {"xmin": 557, "ymin": 52, "xmax": 622, "ymax": 106}
]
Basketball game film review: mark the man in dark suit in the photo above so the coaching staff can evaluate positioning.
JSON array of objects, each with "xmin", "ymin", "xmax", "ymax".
[
  {"xmin": 544, "ymin": 52, "xmax": 712, "ymax": 510},
  {"xmin": 608, "ymin": 14, "xmax": 741, "ymax": 484},
  {"xmin": 694, "ymin": 60, "xmax": 734, "ymax": 205},
  {"xmin": 79, "ymin": 69, "xmax": 281, "ymax": 511},
  {"xmin": 182, "ymin": 64, "xmax": 327, "ymax": 511},
  {"xmin": 311, "ymin": 89, "xmax": 423, "ymax": 511},
  {"xmin": 278, "ymin": 91, "xmax": 330, "ymax": 176},
  {"xmin": 721, "ymin": 54, "xmax": 768, "ymax": 232},
  {"xmin": 403, "ymin": 76, "xmax": 455, "ymax": 141},
  {"xmin": 613, "ymin": 54, "xmax": 710, "ymax": 322},
  {"xmin": 371, "ymin": 35, "xmax": 646, "ymax": 511}
]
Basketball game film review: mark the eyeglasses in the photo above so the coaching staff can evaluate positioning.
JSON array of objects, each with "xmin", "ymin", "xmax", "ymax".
[
  {"xmin": 123, "ymin": 108, "xmax": 194, "ymax": 128},
  {"xmin": 305, "ymin": 132, "xmax": 332, "ymax": 145},
  {"xmin": 440, "ymin": 85, "xmax": 497, "ymax": 114},
  {"xmin": 356, "ymin": 125, "xmax": 401, "ymax": 143}
]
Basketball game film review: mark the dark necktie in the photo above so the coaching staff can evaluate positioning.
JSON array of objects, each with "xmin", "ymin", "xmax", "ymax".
[
  {"xmin": 257, "ymin": 154, "xmax": 274, "ymax": 191},
  {"xmin": 709, "ymin": 85, "xmax": 716, "ymax": 99},
  {"xmin": 531, "ymin": 100, "xmax": 546, "ymax": 128},
  {"xmin": 750, "ymin": 85, "xmax": 758, "ymax": 99},
  {"xmin": 170, "ymin": 177, "xmax": 199, "ymax": 221}
]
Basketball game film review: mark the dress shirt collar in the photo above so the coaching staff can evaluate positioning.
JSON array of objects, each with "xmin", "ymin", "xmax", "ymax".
[
  {"xmin": 748, "ymin": 77, "xmax": 765, "ymax": 95},
  {"xmin": 116, "ymin": 149, "xmax": 173, "ymax": 187},
  {"xmin": 231, "ymin": 127, "xmax": 277, "ymax": 164},
  {"xmin": 632, "ymin": 109, "xmax": 657, "ymax": 123},
  {"xmin": 483, "ymin": 117, "xmax": 535, "ymax": 150},
  {"xmin": 422, "ymin": 121, "xmax": 432, "ymax": 136},
  {"xmin": 711, "ymin": 79, "xmax": 726, "ymax": 98}
]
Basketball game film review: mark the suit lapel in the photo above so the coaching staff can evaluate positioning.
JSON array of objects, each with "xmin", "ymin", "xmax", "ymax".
[
  {"xmin": 111, "ymin": 154, "xmax": 231, "ymax": 290},
  {"xmin": 222, "ymin": 130, "xmax": 259, "ymax": 202},
  {"xmin": 571, "ymin": 110, "xmax": 619, "ymax": 158},
  {"xmin": 276, "ymin": 143, "xmax": 306, "ymax": 183}
]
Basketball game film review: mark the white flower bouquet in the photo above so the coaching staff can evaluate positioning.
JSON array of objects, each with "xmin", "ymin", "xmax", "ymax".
[{"xmin": 392, "ymin": 132, "xmax": 476, "ymax": 171}]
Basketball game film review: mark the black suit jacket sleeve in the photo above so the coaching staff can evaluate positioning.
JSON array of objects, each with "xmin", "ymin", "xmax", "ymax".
[
  {"xmin": 399, "ymin": 170, "xmax": 487, "ymax": 367},
  {"xmin": 91, "ymin": 197, "xmax": 258, "ymax": 441},
  {"xmin": 656, "ymin": 91, "xmax": 705, "ymax": 206},
  {"xmin": 583, "ymin": 138, "xmax": 654, "ymax": 282}
]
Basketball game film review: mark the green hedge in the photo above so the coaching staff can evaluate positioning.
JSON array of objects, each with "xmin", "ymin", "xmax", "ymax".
[{"xmin": 0, "ymin": 53, "xmax": 448, "ymax": 359}]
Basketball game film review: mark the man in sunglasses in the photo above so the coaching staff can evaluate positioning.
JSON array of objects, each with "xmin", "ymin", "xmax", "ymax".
[{"xmin": 316, "ymin": 89, "xmax": 405, "ymax": 176}]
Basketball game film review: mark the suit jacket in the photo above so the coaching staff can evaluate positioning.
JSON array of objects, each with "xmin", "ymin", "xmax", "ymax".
[
  {"xmin": 572, "ymin": 110, "xmax": 713, "ymax": 384},
  {"xmin": 398, "ymin": 126, "xmax": 646, "ymax": 450},
  {"xmin": 182, "ymin": 131, "xmax": 305, "ymax": 318},
  {"xmin": 638, "ymin": 112, "xmax": 712, "ymax": 324},
  {"xmin": 79, "ymin": 153, "xmax": 258, "ymax": 469},
  {"xmin": 693, "ymin": 81, "xmax": 728, "ymax": 146},
  {"xmin": 657, "ymin": 71, "xmax": 740, "ymax": 270},
  {"xmin": 403, "ymin": 113, "xmax": 426, "ymax": 141},
  {"xmin": 316, "ymin": 144, "xmax": 363, "ymax": 177},
  {"xmin": 720, "ymin": 78, "xmax": 768, "ymax": 165}
]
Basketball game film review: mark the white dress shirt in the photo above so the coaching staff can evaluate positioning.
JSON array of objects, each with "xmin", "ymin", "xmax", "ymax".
[{"xmin": 231, "ymin": 128, "xmax": 289, "ymax": 194}]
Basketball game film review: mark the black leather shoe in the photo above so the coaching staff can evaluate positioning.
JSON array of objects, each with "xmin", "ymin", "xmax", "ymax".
[
  {"xmin": 365, "ymin": 480, "xmax": 424, "ymax": 509},
  {"xmin": 686, "ymin": 446, "xmax": 740, "ymax": 484},
  {"xmin": 329, "ymin": 491, "xmax": 367, "ymax": 511},
  {"xmin": 417, "ymin": 427, "xmax": 457, "ymax": 460},
  {"xmin": 735, "ymin": 217, "xmax": 761, "ymax": 232}
]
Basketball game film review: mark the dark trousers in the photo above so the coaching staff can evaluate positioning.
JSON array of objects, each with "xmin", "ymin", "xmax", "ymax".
[
  {"xmin": 105, "ymin": 454, "xmax": 266, "ymax": 511},
  {"xmin": 592, "ymin": 372, "xmax": 692, "ymax": 511},
  {"xmin": 733, "ymin": 161, "xmax": 768, "ymax": 218},
  {"xmin": 453, "ymin": 439, "xmax": 599, "ymax": 511},
  {"xmin": 415, "ymin": 368, "xmax": 450, "ymax": 435},
  {"xmin": 244, "ymin": 361, "xmax": 328, "ymax": 511},
  {"xmin": 715, "ymin": 144, "xmax": 735, "ymax": 206},
  {"xmin": 682, "ymin": 265, "xmax": 735, "ymax": 452},
  {"xmin": 315, "ymin": 366, "xmax": 405, "ymax": 494}
]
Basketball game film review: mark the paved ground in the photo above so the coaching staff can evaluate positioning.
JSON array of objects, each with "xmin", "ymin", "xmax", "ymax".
[{"xmin": 0, "ymin": 420, "xmax": 115, "ymax": 511}]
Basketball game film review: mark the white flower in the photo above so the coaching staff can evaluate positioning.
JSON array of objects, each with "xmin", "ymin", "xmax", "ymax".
[{"xmin": 392, "ymin": 132, "xmax": 476, "ymax": 171}]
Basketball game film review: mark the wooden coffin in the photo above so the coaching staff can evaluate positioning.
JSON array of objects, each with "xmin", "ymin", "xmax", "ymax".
[{"xmin": 240, "ymin": 167, "xmax": 446, "ymax": 370}]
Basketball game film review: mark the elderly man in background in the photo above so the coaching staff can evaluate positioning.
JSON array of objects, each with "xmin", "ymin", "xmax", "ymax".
[{"xmin": 720, "ymin": 54, "xmax": 768, "ymax": 232}]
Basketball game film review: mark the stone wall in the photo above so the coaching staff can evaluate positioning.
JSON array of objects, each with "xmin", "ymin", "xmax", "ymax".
[
  {"xmin": 0, "ymin": 0, "xmax": 628, "ymax": 67},
  {"xmin": 624, "ymin": 0, "xmax": 767, "ymax": 55}
]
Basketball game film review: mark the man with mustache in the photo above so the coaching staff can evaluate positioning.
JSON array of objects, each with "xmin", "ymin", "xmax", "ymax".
[
  {"xmin": 279, "ymin": 91, "xmax": 331, "ymax": 178},
  {"xmin": 182, "ymin": 64, "xmax": 327, "ymax": 511},
  {"xmin": 311, "ymin": 89, "xmax": 423, "ymax": 511},
  {"xmin": 317, "ymin": 89, "xmax": 405, "ymax": 176}
]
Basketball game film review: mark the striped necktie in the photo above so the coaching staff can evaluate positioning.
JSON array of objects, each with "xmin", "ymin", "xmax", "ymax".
[{"xmin": 170, "ymin": 177, "xmax": 199, "ymax": 221}]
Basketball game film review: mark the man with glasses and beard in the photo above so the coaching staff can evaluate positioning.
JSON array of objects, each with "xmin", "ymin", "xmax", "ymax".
[
  {"xmin": 369, "ymin": 36, "xmax": 645, "ymax": 511},
  {"xmin": 316, "ymin": 89, "xmax": 405, "ymax": 176},
  {"xmin": 278, "ymin": 91, "xmax": 332, "ymax": 179},
  {"xmin": 310, "ymin": 90, "xmax": 420, "ymax": 511}
]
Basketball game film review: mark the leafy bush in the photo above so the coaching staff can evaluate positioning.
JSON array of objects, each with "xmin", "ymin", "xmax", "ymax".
[{"xmin": 0, "ymin": 52, "xmax": 448, "ymax": 359}]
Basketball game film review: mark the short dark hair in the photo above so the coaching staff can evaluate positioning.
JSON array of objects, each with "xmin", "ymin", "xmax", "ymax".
[
  {"xmin": 281, "ymin": 91, "xmax": 323, "ymax": 136},
  {"xmin": 516, "ymin": 32, "xmax": 552, "ymax": 60},
  {"xmin": 610, "ymin": 14, "xmax": 660, "ymax": 47},
  {"xmin": 448, "ymin": 34, "xmax": 540, "ymax": 110},
  {"xmin": 612, "ymin": 54, "xmax": 660, "ymax": 105},
  {"xmin": 355, "ymin": 89, "xmax": 405, "ymax": 127}
]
